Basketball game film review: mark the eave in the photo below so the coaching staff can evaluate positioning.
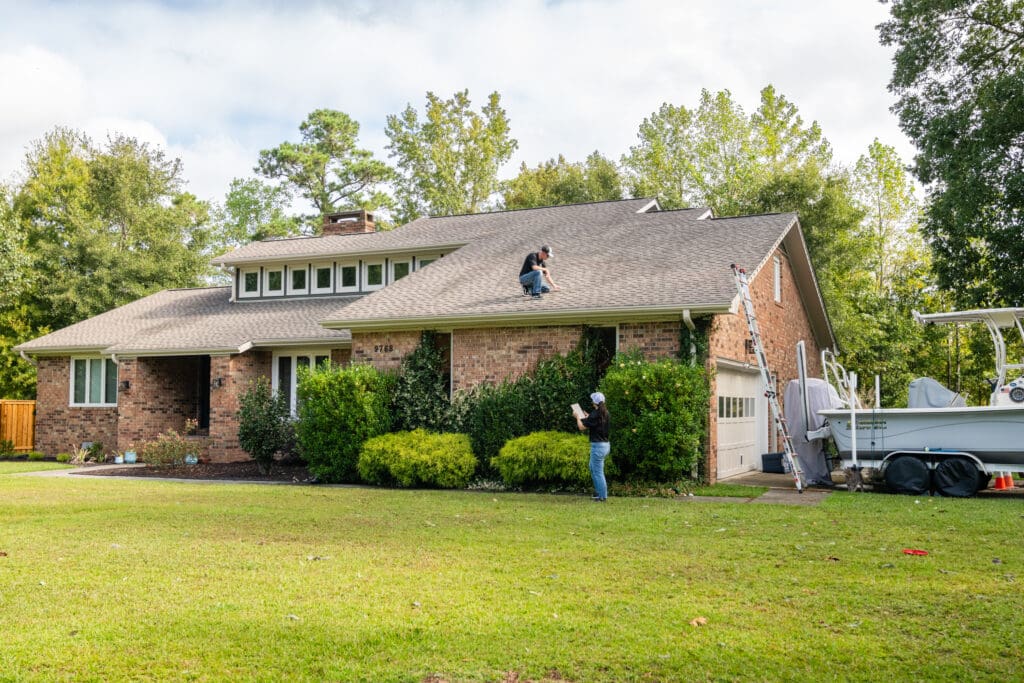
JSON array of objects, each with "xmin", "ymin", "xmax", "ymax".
[{"xmin": 320, "ymin": 303, "xmax": 731, "ymax": 333}]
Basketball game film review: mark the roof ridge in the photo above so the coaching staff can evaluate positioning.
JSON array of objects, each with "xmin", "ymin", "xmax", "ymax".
[{"xmin": 425, "ymin": 197, "xmax": 655, "ymax": 220}]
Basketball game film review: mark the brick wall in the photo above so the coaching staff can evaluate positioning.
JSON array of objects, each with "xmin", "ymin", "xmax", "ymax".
[
  {"xmin": 704, "ymin": 250, "xmax": 826, "ymax": 482},
  {"xmin": 619, "ymin": 321, "xmax": 682, "ymax": 360},
  {"xmin": 116, "ymin": 356, "xmax": 203, "ymax": 452},
  {"xmin": 34, "ymin": 357, "xmax": 118, "ymax": 457},
  {"xmin": 451, "ymin": 325, "xmax": 583, "ymax": 392},
  {"xmin": 207, "ymin": 350, "xmax": 271, "ymax": 462},
  {"xmin": 350, "ymin": 331, "xmax": 421, "ymax": 371}
]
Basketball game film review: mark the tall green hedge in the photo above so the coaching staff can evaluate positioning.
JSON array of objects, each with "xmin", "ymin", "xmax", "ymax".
[
  {"xmin": 598, "ymin": 352, "xmax": 710, "ymax": 481},
  {"xmin": 295, "ymin": 363, "xmax": 395, "ymax": 483}
]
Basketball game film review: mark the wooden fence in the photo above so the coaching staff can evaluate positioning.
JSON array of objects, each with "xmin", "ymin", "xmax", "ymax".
[{"xmin": 0, "ymin": 400, "xmax": 36, "ymax": 453}]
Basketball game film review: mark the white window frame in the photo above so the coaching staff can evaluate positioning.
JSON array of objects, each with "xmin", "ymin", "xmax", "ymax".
[
  {"xmin": 272, "ymin": 349, "xmax": 334, "ymax": 415},
  {"xmin": 70, "ymin": 356, "xmax": 118, "ymax": 407},
  {"xmin": 239, "ymin": 268, "xmax": 261, "ymax": 298},
  {"xmin": 337, "ymin": 261, "xmax": 360, "ymax": 293},
  {"xmin": 415, "ymin": 253, "xmax": 444, "ymax": 270},
  {"xmin": 362, "ymin": 260, "xmax": 385, "ymax": 291},
  {"xmin": 311, "ymin": 263, "xmax": 334, "ymax": 295},
  {"xmin": 264, "ymin": 266, "xmax": 285, "ymax": 297},
  {"xmin": 773, "ymin": 256, "xmax": 782, "ymax": 303},
  {"xmin": 390, "ymin": 258, "xmax": 412, "ymax": 283},
  {"xmin": 287, "ymin": 265, "xmax": 309, "ymax": 296}
]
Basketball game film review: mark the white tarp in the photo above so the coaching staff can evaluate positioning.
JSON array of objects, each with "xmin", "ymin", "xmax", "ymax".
[{"xmin": 784, "ymin": 378, "xmax": 842, "ymax": 486}]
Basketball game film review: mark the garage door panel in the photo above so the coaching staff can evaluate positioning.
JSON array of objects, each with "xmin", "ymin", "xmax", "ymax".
[{"xmin": 717, "ymin": 367, "xmax": 763, "ymax": 480}]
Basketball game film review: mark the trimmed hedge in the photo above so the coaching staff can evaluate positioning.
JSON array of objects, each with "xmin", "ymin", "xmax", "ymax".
[
  {"xmin": 491, "ymin": 430, "xmax": 601, "ymax": 488},
  {"xmin": 296, "ymin": 363, "xmax": 395, "ymax": 483},
  {"xmin": 358, "ymin": 430, "xmax": 476, "ymax": 489}
]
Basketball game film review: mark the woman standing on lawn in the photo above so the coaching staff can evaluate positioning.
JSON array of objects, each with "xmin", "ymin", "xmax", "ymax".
[{"xmin": 576, "ymin": 391, "xmax": 610, "ymax": 502}]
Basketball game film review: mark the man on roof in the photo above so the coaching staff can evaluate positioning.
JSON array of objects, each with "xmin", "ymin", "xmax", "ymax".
[{"xmin": 519, "ymin": 245, "xmax": 561, "ymax": 299}]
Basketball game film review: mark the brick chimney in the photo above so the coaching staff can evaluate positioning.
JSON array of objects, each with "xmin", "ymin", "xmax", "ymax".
[{"xmin": 322, "ymin": 210, "xmax": 375, "ymax": 236}]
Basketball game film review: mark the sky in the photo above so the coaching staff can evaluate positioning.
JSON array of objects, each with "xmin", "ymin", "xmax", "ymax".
[{"xmin": 0, "ymin": 0, "xmax": 912, "ymax": 208}]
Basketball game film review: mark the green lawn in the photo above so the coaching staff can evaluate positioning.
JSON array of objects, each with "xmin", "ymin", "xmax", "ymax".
[
  {"xmin": 0, "ymin": 461, "xmax": 72, "ymax": 474},
  {"xmin": 0, "ymin": 468, "xmax": 1021, "ymax": 682}
]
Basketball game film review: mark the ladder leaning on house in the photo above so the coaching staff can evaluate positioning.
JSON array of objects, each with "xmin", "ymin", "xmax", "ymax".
[{"xmin": 730, "ymin": 264, "xmax": 805, "ymax": 493}]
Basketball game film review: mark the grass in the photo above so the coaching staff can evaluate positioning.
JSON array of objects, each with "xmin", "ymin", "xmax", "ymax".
[
  {"xmin": 0, "ymin": 461, "xmax": 73, "ymax": 474},
  {"xmin": 0, "ymin": 472, "xmax": 1022, "ymax": 682}
]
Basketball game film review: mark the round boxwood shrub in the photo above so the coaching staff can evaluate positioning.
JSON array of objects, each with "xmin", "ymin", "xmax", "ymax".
[
  {"xmin": 358, "ymin": 429, "xmax": 476, "ymax": 489},
  {"xmin": 491, "ymin": 430, "xmax": 606, "ymax": 488}
]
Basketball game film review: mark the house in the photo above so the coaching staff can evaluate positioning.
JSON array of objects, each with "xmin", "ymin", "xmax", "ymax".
[{"xmin": 15, "ymin": 199, "xmax": 834, "ymax": 482}]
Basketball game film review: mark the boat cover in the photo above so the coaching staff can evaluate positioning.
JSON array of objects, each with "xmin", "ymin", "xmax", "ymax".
[
  {"xmin": 784, "ymin": 378, "xmax": 841, "ymax": 485},
  {"xmin": 907, "ymin": 377, "xmax": 966, "ymax": 408}
]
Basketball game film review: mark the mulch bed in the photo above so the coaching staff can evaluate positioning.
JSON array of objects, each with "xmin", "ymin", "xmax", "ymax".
[{"xmin": 76, "ymin": 461, "xmax": 315, "ymax": 483}]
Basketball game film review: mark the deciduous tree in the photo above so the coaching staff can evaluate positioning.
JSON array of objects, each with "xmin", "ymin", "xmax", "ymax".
[
  {"xmin": 502, "ymin": 152, "xmax": 622, "ymax": 210},
  {"xmin": 880, "ymin": 0, "xmax": 1024, "ymax": 306},
  {"xmin": 385, "ymin": 90, "xmax": 517, "ymax": 221}
]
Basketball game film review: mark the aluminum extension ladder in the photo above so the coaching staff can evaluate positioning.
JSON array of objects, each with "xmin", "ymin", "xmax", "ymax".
[{"xmin": 730, "ymin": 264, "xmax": 805, "ymax": 492}]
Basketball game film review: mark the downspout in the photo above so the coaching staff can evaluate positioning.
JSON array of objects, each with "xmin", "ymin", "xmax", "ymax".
[
  {"xmin": 19, "ymin": 350, "xmax": 36, "ymax": 366},
  {"xmin": 682, "ymin": 309, "xmax": 696, "ymax": 366}
]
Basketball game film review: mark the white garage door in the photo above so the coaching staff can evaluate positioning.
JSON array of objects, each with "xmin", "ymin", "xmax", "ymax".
[{"xmin": 716, "ymin": 366, "xmax": 766, "ymax": 480}]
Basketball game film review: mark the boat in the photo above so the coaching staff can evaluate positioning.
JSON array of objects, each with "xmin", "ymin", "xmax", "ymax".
[{"xmin": 811, "ymin": 307, "xmax": 1024, "ymax": 496}]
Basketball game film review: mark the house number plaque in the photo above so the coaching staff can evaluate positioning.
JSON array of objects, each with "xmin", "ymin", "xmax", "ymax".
[{"xmin": 373, "ymin": 344, "xmax": 394, "ymax": 353}]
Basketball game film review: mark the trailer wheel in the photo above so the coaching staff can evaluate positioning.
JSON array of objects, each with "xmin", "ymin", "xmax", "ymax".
[
  {"xmin": 933, "ymin": 457, "xmax": 982, "ymax": 498},
  {"xmin": 883, "ymin": 455, "xmax": 931, "ymax": 495}
]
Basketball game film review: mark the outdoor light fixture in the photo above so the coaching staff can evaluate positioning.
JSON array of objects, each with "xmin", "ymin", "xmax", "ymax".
[
  {"xmin": 211, "ymin": 377, "xmax": 224, "ymax": 389},
  {"xmin": 118, "ymin": 380, "xmax": 130, "ymax": 391}
]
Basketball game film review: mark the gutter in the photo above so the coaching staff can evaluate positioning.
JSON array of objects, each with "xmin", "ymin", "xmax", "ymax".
[
  {"xmin": 321, "ymin": 303, "xmax": 730, "ymax": 333},
  {"xmin": 19, "ymin": 350, "xmax": 36, "ymax": 366}
]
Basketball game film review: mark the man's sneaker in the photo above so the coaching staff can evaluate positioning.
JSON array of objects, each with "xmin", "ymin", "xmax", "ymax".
[
  {"xmin": 531, "ymin": 292, "xmax": 543, "ymax": 299},
  {"xmin": 540, "ymin": 286, "xmax": 551, "ymax": 294}
]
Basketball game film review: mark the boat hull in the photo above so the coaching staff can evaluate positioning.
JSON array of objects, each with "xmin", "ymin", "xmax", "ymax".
[{"xmin": 819, "ymin": 405, "xmax": 1024, "ymax": 467}]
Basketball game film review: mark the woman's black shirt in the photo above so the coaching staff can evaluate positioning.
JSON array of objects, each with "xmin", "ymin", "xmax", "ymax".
[{"xmin": 582, "ymin": 410, "xmax": 609, "ymax": 443}]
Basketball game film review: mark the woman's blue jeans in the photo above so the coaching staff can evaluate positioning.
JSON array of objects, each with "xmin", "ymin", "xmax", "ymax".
[{"xmin": 589, "ymin": 441, "xmax": 610, "ymax": 500}]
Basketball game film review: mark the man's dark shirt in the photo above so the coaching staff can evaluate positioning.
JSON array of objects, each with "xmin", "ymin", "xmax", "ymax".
[{"xmin": 520, "ymin": 252, "xmax": 546, "ymax": 277}]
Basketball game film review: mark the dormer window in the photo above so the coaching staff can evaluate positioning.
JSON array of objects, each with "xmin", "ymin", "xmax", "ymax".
[
  {"xmin": 312, "ymin": 264, "xmax": 333, "ymax": 294},
  {"xmin": 265, "ymin": 268, "xmax": 284, "ymax": 296},
  {"xmin": 289, "ymin": 267, "xmax": 308, "ymax": 296},
  {"xmin": 338, "ymin": 262, "xmax": 358, "ymax": 293},
  {"xmin": 364, "ymin": 261, "xmax": 384, "ymax": 291},
  {"xmin": 391, "ymin": 259, "xmax": 411, "ymax": 281},
  {"xmin": 239, "ymin": 268, "xmax": 261, "ymax": 298}
]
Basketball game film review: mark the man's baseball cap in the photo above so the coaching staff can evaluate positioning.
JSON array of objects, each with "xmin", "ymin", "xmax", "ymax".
[{"xmin": 540, "ymin": 245, "xmax": 553, "ymax": 257}]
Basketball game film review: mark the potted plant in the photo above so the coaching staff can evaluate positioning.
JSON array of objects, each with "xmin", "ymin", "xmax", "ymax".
[{"xmin": 124, "ymin": 444, "xmax": 137, "ymax": 464}]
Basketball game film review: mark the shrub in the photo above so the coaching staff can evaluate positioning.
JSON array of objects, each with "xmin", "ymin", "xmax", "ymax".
[
  {"xmin": 237, "ymin": 376, "xmax": 295, "ymax": 474},
  {"xmin": 456, "ymin": 344, "xmax": 600, "ymax": 470},
  {"xmin": 138, "ymin": 426, "xmax": 206, "ymax": 467},
  {"xmin": 26, "ymin": 451, "xmax": 45, "ymax": 461},
  {"xmin": 392, "ymin": 332, "xmax": 452, "ymax": 432},
  {"xmin": 491, "ymin": 431, "xmax": 600, "ymax": 488},
  {"xmin": 358, "ymin": 430, "xmax": 476, "ymax": 488},
  {"xmin": 56, "ymin": 453, "xmax": 71, "ymax": 463},
  {"xmin": 87, "ymin": 442, "xmax": 104, "ymax": 462},
  {"xmin": 0, "ymin": 439, "xmax": 16, "ymax": 459},
  {"xmin": 296, "ymin": 363, "xmax": 395, "ymax": 483},
  {"xmin": 599, "ymin": 352, "xmax": 710, "ymax": 481}
]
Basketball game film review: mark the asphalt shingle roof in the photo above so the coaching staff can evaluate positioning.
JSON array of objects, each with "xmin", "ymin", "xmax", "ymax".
[
  {"xmin": 17, "ymin": 199, "xmax": 832, "ymax": 355},
  {"xmin": 211, "ymin": 198, "xmax": 665, "ymax": 265},
  {"xmin": 16, "ymin": 287, "xmax": 353, "ymax": 356},
  {"xmin": 319, "ymin": 209, "xmax": 798, "ymax": 328}
]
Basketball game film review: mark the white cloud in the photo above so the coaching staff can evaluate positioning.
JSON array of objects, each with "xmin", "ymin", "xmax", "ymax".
[{"xmin": 0, "ymin": 0, "xmax": 914, "ymax": 204}]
